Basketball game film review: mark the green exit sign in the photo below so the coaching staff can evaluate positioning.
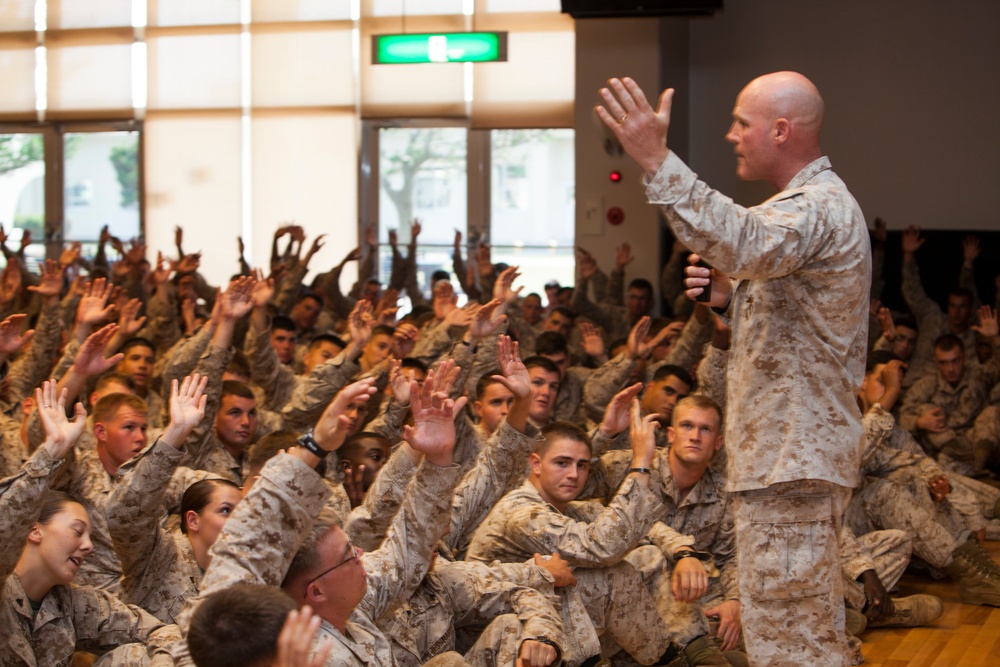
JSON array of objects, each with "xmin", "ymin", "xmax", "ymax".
[{"xmin": 373, "ymin": 32, "xmax": 507, "ymax": 64}]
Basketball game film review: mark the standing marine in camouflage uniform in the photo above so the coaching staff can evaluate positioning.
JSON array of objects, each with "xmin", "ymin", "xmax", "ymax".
[{"xmin": 599, "ymin": 71, "xmax": 870, "ymax": 666}]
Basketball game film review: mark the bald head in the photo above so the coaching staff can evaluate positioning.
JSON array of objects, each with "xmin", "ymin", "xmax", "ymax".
[
  {"xmin": 744, "ymin": 71, "xmax": 824, "ymax": 139},
  {"xmin": 727, "ymin": 71, "xmax": 825, "ymax": 189}
]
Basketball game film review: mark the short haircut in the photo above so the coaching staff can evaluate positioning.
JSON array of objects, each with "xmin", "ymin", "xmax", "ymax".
[
  {"xmin": 187, "ymin": 584, "xmax": 297, "ymax": 667},
  {"xmin": 371, "ymin": 324, "xmax": 395, "ymax": 339},
  {"xmin": 282, "ymin": 508, "xmax": 342, "ymax": 598},
  {"xmin": 92, "ymin": 372, "xmax": 137, "ymax": 402},
  {"xmin": 523, "ymin": 355, "xmax": 561, "ymax": 377},
  {"xmin": 651, "ymin": 364, "xmax": 696, "ymax": 390},
  {"xmin": 557, "ymin": 286, "xmax": 574, "ymax": 299},
  {"xmin": 247, "ymin": 431, "xmax": 300, "ymax": 478},
  {"xmin": 309, "ymin": 333, "xmax": 347, "ymax": 351},
  {"xmin": 475, "ymin": 369, "xmax": 505, "ymax": 399},
  {"xmin": 295, "ymin": 292, "xmax": 322, "ymax": 307},
  {"xmin": 865, "ymin": 350, "xmax": 903, "ymax": 375},
  {"xmin": 431, "ymin": 269, "xmax": 450, "ymax": 283},
  {"xmin": 549, "ymin": 306, "xmax": 575, "ymax": 321},
  {"xmin": 227, "ymin": 350, "xmax": 251, "ymax": 380},
  {"xmin": 524, "ymin": 292, "xmax": 542, "ymax": 303},
  {"xmin": 535, "ymin": 331, "xmax": 569, "ymax": 357},
  {"xmin": 180, "ymin": 479, "xmax": 241, "ymax": 535},
  {"xmin": 671, "ymin": 395, "xmax": 723, "ymax": 429},
  {"xmin": 934, "ymin": 334, "xmax": 965, "ymax": 354},
  {"xmin": 628, "ymin": 278, "xmax": 654, "ymax": 294},
  {"xmin": 536, "ymin": 421, "xmax": 592, "ymax": 458},
  {"xmin": 400, "ymin": 358, "xmax": 428, "ymax": 375},
  {"xmin": 948, "ymin": 288, "xmax": 973, "ymax": 302},
  {"xmin": 93, "ymin": 393, "xmax": 148, "ymax": 424},
  {"xmin": 341, "ymin": 432, "xmax": 390, "ymax": 459},
  {"xmin": 894, "ymin": 315, "xmax": 918, "ymax": 332},
  {"xmin": 120, "ymin": 337, "xmax": 155, "ymax": 356},
  {"xmin": 271, "ymin": 315, "xmax": 296, "ymax": 333},
  {"xmin": 221, "ymin": 380, "xmax": 256, "ymax": 402}
]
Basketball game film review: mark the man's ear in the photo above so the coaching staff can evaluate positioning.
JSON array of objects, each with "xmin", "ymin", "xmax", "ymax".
[
  {"xmin": 529, "ymin": 452, "xmax": 542, "ymax": 476},
  {"xmin": 305, "ymin": 581, "xmax": 327, "ymax": 604},
  {"xmin": 666, "ymin": 426, "xmax": 675, "ymax": 446},
  {"xmin": 93, "ymin": 423, "xmax": 107, "ymax": 441},
  {"xmin": 714, "ymin": 436, "xmax": 725, "ymax": 453},
  {"xmin": 773, "ymin": 118, "xmax": 790, "ymax": 144}
]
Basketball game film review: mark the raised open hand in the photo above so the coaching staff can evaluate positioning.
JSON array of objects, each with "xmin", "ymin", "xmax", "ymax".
[
  {"xmin": 901, "ymin": 225, "xmax": 924, "ymax": 255},
  {"xmin": 36, "ymin": 380, "xmax": 87, "ymax": 460},
  {"xmin": 492, "ymin": 335, "xmax": 530, "ymax": 399},
  {"xmin": 74, "ymin": 323, "xmax": 124, "ymax": 377},
  {"xmin": 314, "ymin": 378, "xmax": 378, "ymax": 452},
  {"xmin": 27, "ymin": 259, "xmax": 63, "ymax": 299},
  {"xmin": 168, "ymin": 374, "xmax": 209, "ymax": 433},
  {"xmin": 0, "ymin": 314, "xmax": 34, "ymax": 355},
  {"xmin": 600, "ymin": 382, "xmax": 644, "ymax": 437}
]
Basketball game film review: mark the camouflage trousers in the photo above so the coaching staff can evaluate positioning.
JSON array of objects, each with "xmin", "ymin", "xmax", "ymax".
[
  {"xmin": 842, "ymin": 529, "xmax": 912, "ymax": 611},
  {"xmin": 847, "ymin": 477, "xmax": 965, "ymax": 569},
  {"xmin": 90, "ymin": 644, "xmax": 155, "ymax": 666},
  {"xmin": 624, "ymin": 545, "xmax": 711, "ymax": 647},
  {"xmin": 735, "ymin": 480, "xmax": 852, "ymax": 667},
  {"xmin": 460, "ymin": 615, "xmax": 523, "ymax": 667},
  {"xmin": 564, "ymin": 562, "xmax": 672, "ymax": 667}
]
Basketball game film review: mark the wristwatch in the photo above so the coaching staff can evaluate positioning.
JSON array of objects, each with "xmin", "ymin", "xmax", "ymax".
[{"xmin": 297, "ymin": 428, "xmax": 326, "ymax": 458}]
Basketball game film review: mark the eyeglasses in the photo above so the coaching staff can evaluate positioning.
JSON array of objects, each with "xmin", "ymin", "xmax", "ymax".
[{"xmin": 304, "ymin": 539, "xmax": 359, "ymax": 595}]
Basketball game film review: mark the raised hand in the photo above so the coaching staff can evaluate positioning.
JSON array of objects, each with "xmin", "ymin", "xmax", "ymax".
[
  {"xmin": 314, "ymin": 378, "xmax": 378, "ymax": 452},
  {"xmin": 27, "ymin": 259, "xmax": 63, "ymax": 299},
  {"xmin": 683, "ymin": 253, "xmax": 732, "ymax": 308},
  {"xmin": 876, "ymin": 306, "xmax": 896, "ymax": 341},
  {"xmin": 117, "ymin": 298, "xmax": 147, "ymax": 337},
  {"xmin": 151, "ymin": 251, "xmax": 174, "ymax": 286},
  {"xmin": 468, "ymin": 300, "xmax": 502, "ymax": 340},
  {"xmin": 626, "ymin": 316, "xmax": 651, "ymax": 360},
  {"xmin": 303, "ymin": 234, "xmax": 326, "ymax": 263},
  {"xmin": 615, "ymin": 242, "xmax": 635, "ymax": 269},
  {"xmin": 433, "ymin": 281, "xmax": 458, "ymax": 321},
  {"xmin": 599, "ymin": 382, "xmax": 644, "ymax": 437},
  {"xmin": 73, "ymin": 323, "xmax": 124, "ymax": 377},
  {"xmin": 36, "ymin": 380, "xmax": 87, "ymax": 460},
  {"xmin": 492, "ymin": 335, "xmax": 530, "ymax": 398},
  {"xmin": 575, "ymin": 247, "xmax": 597, "ymax": 280},
  {"xmin": 579, "ymin": 321, "xmax": 606, "ymax": 361},
  {"xmin": 596, "ymin": 76, "xmax": 673, "ymax": 177},
  {"xmin": 392, "ymin": 322, "xmax": 418, "ymax": 358},
  {"xmin": 962, "ymin": 235, "xmax": 981, "ymax": 267},
  {"xmin": 348, "ymin": 299, "xmax": 374, "ymax": 351},
  {"xmin": 901, "ymin": 225, "xmax": 924, "ymax": 255},
  {"xmin": 493, "ymin": 266, "xmax": 523, "ymax": 305},
  {"xmin": 343, "ymin": 463, "xmax": 366, "ymax": 509},
  {"xmin": 629, "ymin": 398, "xmax": 658, "ymax": 469},
  {"xmin": 364, "ymin": 225, "xmax": 377, "ymax": 249},
  {"xmin": 0, "ymin": 314, "xmax": 34, "ymax": 356},
  {"xmin": 972, "ymin": 305, "xmax": 999, "ymax": 340},
  {"xmin": 59, "ymin": 241, "xmax": 82, "ymax": 270},
  {"xmin": 220, "ymin": 276, "xmax": 256, "ymax": 321},
  {"xmin": 250, "ymin": 269, "xmax": 276, "ymax": 309},
  {"xmin": 388, "ymin": 360, "xmax": 411, "ymax": 406},
  {"xmin": 176, "ymin": 253, "xmax": 201, "ymax": 275},
  {"xmin": 275, "ymin": 607, "xmax": 332, "ymax": 667},
  {"xmin": 168, "ymin": 374, "xmax": 209, "ymax": 434},
  {"xmin": 409, "ymin": 219, "xmax": 422, "ymax": 245},
  {"xmin": 442, "ymin": 302, "xmax": 475, "ymax": 330},
  {"xmin": 374, "ymin": 288, "xmax": 400, "ymax": 325},
  {"xmin": 404, "ymin": 365, "xmax": 467, "ymax": 467}
]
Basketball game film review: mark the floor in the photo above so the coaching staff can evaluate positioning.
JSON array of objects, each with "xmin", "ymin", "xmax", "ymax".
[{"xmin": 859, "ymin": 539, "xmax": 1000, "ymax": 666}]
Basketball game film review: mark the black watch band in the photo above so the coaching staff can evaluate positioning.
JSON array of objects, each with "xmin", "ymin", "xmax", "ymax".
[
  {"xmin": 673, "ymin": 549, "xmax": 710, "ymax": 562},
  {"xmin": 297, "ymin": 428, "xmax": 326, "ymax": 458}
]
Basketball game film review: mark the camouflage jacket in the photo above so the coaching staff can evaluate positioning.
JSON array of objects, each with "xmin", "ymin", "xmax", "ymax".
[{"xmin": 649, "ymin": 154, "xmax": 870, "ymax": 492}]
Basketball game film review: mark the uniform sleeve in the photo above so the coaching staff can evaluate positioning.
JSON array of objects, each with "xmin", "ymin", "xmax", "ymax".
[
  {"xmin": 6, "ymin": 298, "xmax": 62, "ymax": 404},
  {"xmin": 494, "ymin": 477, "xmax": 665, "ymax": 568},
  {"xmin": 106, "ymin": 439, "xmax": 185, "ymax": 606},
  {"xmin": 444, "ymin": 419, "xmax": 541, "ymax": 558},
  {"xmin": 648, "ymin": 152, "xmax": 847, "ymax": 280},
  {"xmin": 345, "ymin": 443, "xmax": 417, "ymax": 552},
  {"xmin": 358, "ymin": 458, "xmax": 463, "ymax": 620},
  {"xmin": 179, "ymin": 346, "xmax": 235, "ymax": 471},
  {"xmin": 243, "ymin": 315, "xmax": 297, "ymax": 411},
  {"xmin": 279, "ymin": 354, "xmax": 361, "ymax": 432},
  {"xmin": 0, "ymin": 447, "xmax": 64, "ymax": 578},
  {"xmin": 71, "ymin": 585, "xmax": 182, "ymax": 657},
  {"xmin": 900, "ymin": 257, "xmax": 947, "ymax": 334}
]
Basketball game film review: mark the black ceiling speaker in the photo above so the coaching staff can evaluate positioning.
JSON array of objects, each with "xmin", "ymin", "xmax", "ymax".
[{"xmin": 560, "ymin": 1, "xmax": 722, "ymax": 18}]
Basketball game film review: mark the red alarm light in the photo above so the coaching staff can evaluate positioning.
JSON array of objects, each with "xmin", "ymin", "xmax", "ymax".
[{"xmin": 609, "ymin": 170, "xmax": 622, "ymax": 183}]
